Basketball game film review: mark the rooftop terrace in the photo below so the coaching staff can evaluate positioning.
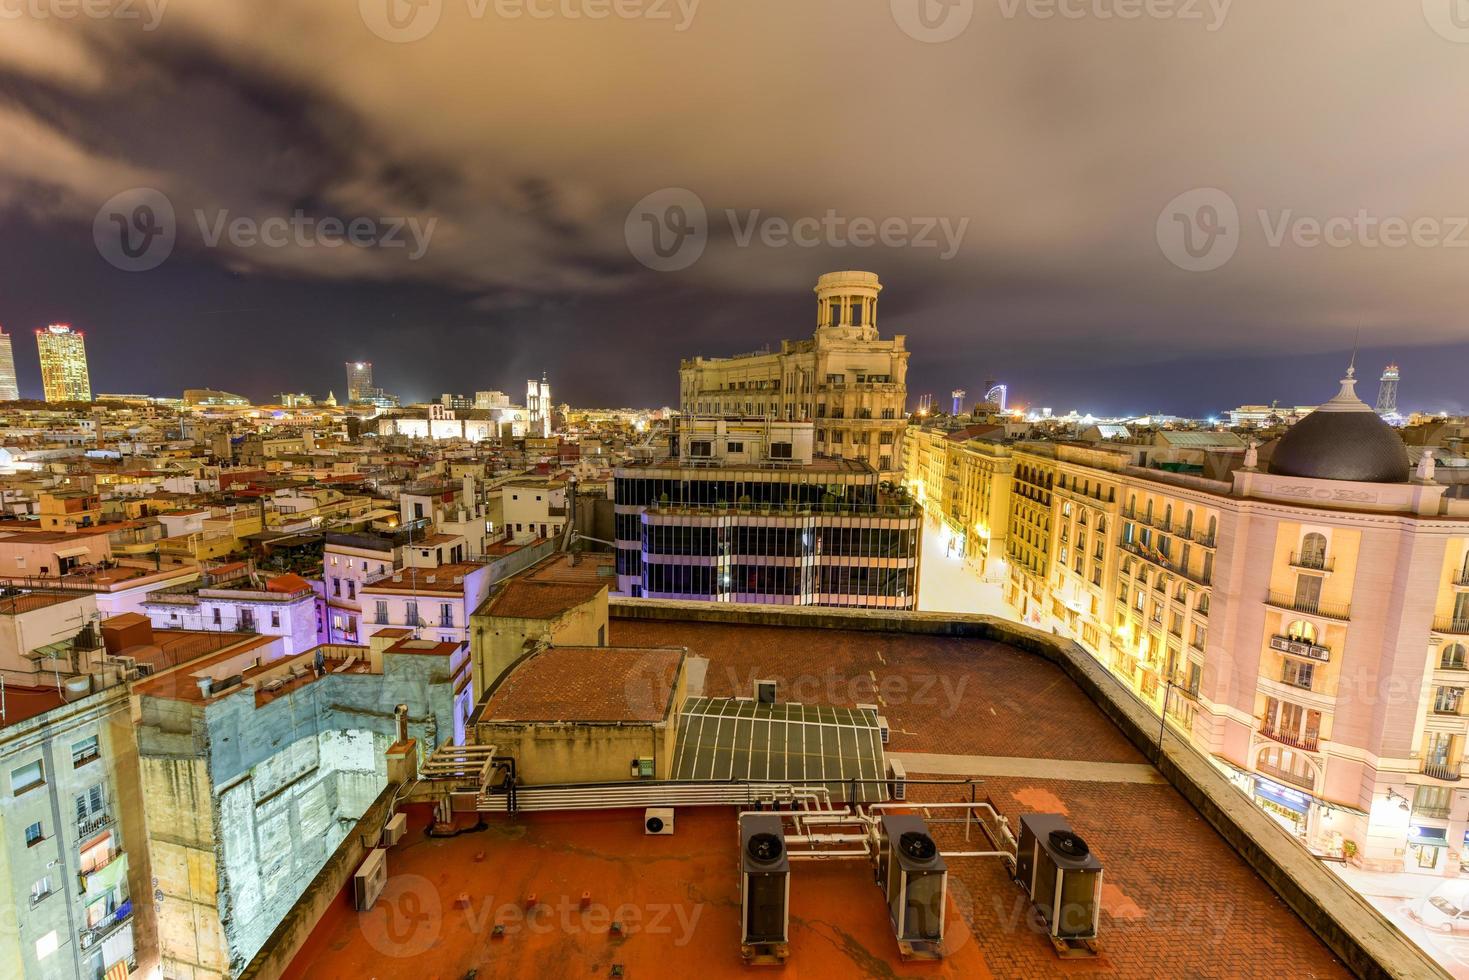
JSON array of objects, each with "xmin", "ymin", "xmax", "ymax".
[{"xmin": 279, "ymin": 612, "xmax": 1356, "ymax": 978}]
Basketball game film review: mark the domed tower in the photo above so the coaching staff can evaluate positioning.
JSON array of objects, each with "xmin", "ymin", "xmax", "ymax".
[
  {"xmin": 1269, "ymin": 365, "xmax": 1411, "ymax": 483},
  {"xmin": 815, "ymin": 271, "xmax": 882, "ymax": 341}
]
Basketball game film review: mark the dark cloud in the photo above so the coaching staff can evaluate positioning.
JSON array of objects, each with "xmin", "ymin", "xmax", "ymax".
[{"xmin": 0, "ymin": 1, "xmax": 1466, "ymax": 412}]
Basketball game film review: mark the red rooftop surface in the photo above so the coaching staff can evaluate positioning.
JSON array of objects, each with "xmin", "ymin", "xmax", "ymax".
[
  {"xmin": 281, "ymin": 618, "xmax": 1348, "ymax": 978},
  {"xmin": 484, "ymin": 646, "xmax": 684, "ymax": 723},
  {"xmin": 482, "ymin": 579, "xmax": 606, "ymax": 620}
]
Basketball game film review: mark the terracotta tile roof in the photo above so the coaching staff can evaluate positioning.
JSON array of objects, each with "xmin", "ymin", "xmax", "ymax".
[
  {"xmin": 483, "ymin": 579, "xmax": 605, "ymax": 620},
  {"xmin": 484, "ymin": 645, "xmax": 684, "ymax": 723}
]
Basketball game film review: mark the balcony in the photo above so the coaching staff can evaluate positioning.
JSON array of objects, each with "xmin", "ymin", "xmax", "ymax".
[
  {"xmin": 77, "ymin": 811, "xmax": 114, "ymax": 839},
  {"xmin": 1415, "ymin": 802, "xmax": 1453, "ymax": 820},
  {"xmin": 1434, "ymin": 617, "xmax": 1469, "ymax": 636},
  {"xmin": 1266, "ymin": 592, "xmax": 1350, "ymax": 622},
  {"xmin": 1289, "ymin": 552, "xmax": 1335, "ymax": 573},
  {"xmin": 1256, "ymin": 760, "xmax": 1315, "ymax": 791},
  {"xmin": 1452, "ymin": 572, "xmax": 1469, "ymax": 589},
  {"xmin": 1422, "ymin": 761, "xmax": 1463, "ymax": 782},
  {"xmin": 1261, "ymin": 727, "xmax": 1319, "ymax": 752},
  {"xmin": 1269, "ymin": 634, "xmax": 1332, "ymax": 663},
  {"xmin": 79, "ymin": 902, "xmax": 132, "ymax": 950}
]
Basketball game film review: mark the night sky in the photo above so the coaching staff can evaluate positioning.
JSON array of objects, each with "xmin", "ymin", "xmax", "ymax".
[{"xmin": 2, "ymin": 1, "xmax": 1467, "ymax": 415}]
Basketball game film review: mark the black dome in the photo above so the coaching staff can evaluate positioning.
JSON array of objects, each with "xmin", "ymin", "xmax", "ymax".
[{"xmin": 1268, "ymin": 371, "xmax": 1409, "ymax": 484}]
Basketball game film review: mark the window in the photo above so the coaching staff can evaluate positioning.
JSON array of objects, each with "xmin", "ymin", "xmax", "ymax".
[
  {"xmin": 406, "ymin": 600, "xmax": 419, "ymax": 626},
  {"xmin": 212, "ymin": 607, "xmax": 222, "ymax": 625},
  {"xmin": 11, "ymin": 759, "xmax": 43, "ymax": 794},
  {"xmin": 1299, "ymin": 532, "xmax": 1328, "ymax": 568},
  {"xmin": 727, "ymin": 441, "xmax": 743, "ymax": 453},
  {"xmin": 1282, "ymin": 659, "xmax": 1314, "ymax": 690},
  {"xmin": 25, "ymin": 820, "xmax": 43, "ymax": 846},
  {"xmin": 689, "ymin": 441, "xmax": 713, "ymax": 457},
  {"xmin": 439, "ymin": 603, "xmax": 454, "ymax": 628},
  {"xmin": 30, "ymin": 876, "xmax": 52, "ymax": 905},
  {"xmin": 347, "ymin": 580, "xmax": 356, "ymax": 600},
  {"xmin": 333, "ymin": 578, "xmax": 341, "ymax": 597},
  {"xmin": 769, "ymin": 442, "xmax": 793, "ymax": 459},
  {"xmin": 1443, "ymin": 644, "xmax": 1468, "ymax": 670},
  {"xmin": 270, "ymin": 610, "xmax": 280, "ymax": 628},
  {"xmin": 1437, "ymin": 687, "xmax": 1465, "ymax": 715},
  {"xmin": 375, "ymin": 600, "xmax": 389, "ymax": 625},
  {"xmin": 71, "ymin": 736, "xmax": 99, "ymax": 767}
]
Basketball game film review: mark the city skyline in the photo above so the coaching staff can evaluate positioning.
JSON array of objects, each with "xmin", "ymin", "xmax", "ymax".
[{"xmin": 4, "ymin": 6, "xmax": 1469, "ymax": 414}]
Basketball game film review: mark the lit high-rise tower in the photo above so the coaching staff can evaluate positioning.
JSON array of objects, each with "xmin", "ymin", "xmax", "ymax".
[
  {"xmin": 1375, "ymin": 363, "xmax": 1400, "ymax": 416},
  {"xmin": 345, "ymin": 361, "xmax": 373, "ymax": 403},
  {"xmin": 0, "ymin": 329, "xmax": 19, "ymax": 400},
  {"xmin": 36, "ymin": 324, "xmax": 91, "ymax": 402}
]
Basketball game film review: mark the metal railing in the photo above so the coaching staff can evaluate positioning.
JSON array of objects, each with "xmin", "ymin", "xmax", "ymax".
[
  {"xmin": 1267, "ymin": 592, "xmax": 1351, "ymax": 621},
  {"xmin": 1256, "ymin": 760, "xmax": 1315, "ymax": 790},
  {"xmin": 1434, "ymin": 617, "xmax": 1469, "ymax": 636},
  {"xmin": 1289, "ymin": 552, "xmax": 1335, "ymax": 573},
  {"xmin": 77, "ymin": 811, "xmax": 113, "ymax": 839},
  {"xmin": 1422, "ymin": 761, "xmax": 1462, "ymax": 782},
  {"xmin": 1260, "ymin": 727, "xmax": 1319, "ymax": 752},
  {"xmin": 1414, "ymin": 802, "xmax": 1452, "ymax": 819}
]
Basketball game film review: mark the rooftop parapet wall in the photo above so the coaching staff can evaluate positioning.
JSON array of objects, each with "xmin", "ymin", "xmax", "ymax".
[{"xmin": 609, "ymin": 598, "xmax": 1447, "ymax": 980}]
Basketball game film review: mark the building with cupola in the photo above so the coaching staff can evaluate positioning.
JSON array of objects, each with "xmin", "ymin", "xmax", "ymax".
[
  {"xmin": 904, "ymin": 363, "xmax": 1469, "ymax": 875},
  {"xmin": 679, "ymin": 272, "xmax": 910, "ymax": 477}
]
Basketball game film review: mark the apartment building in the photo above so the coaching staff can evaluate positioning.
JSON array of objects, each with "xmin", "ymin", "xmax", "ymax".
[
  {"xmin": 497, "ymin": 476, "xmax": 568, "ymax": 544},
  {"xmin": 904, "ymin": 367, "xmax": 1469, "ymax": 875},
  {"xmin": 141, "ymin": 574, "xmax": 321, "ymax": 654},
  {"xmin": 613, "ymin": 418, "xmax": 920, "ymax": 607},
  {"xmin": 679, "ymin": 272, "xmax": 909, "ymax": 475},
  {"xmin": 359, "ymin": 562, "xmax": 495, "ymax": 647}
]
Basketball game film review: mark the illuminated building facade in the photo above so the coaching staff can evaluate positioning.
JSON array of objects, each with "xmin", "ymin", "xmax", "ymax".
[
  {"xmin": 679, "ymin": 272, "xmax": 910, "ymax": 477},
  {"xmin": 905, "ymin": 367, "xmax": 1469, "ymax": 875},
  {"xmin": 344, "ymin": 361, "xmax": 373, "ymax": 403},
  {"xmin": 0, "ymin": 330, "xmax": 18, "ymax": 401},
  {"xmin": 614, "ymin": 418, "xmax": 920, "ymax": 607},
  {"xmin": 36, "ymin": 324, "xmax": 91, "ymax": 403}
]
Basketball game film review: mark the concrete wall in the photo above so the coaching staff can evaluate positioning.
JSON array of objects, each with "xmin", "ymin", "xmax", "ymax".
[
  {"xmin": 480, "ymin": 721, "xmax": 674, "ymax": 784},
  {"xmin": 137, "ymin": 649, "xmax": 459, "ymax": 978},
  {"xmin": 609, "ymin": 598, "xmax": 1446, "ymax": 980}
]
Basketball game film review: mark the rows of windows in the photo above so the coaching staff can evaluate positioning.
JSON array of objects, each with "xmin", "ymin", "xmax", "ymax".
[
  {"xmin": 641, "ymin": 561, "xmax": 915, "ymax": 601},
  {"xmin": 641, "ymin": 523, "xmax": 917, "ymax": 559},
  {"xmin": 615, "ymin": 475, "xmax": 880, "ymax": 511}
]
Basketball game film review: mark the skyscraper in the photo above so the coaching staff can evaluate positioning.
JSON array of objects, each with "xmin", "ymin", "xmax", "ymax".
[
  {"xmin": 35, "ymin": 323, "xmax": 91, "ymax": 402},
  {"xmin": 345, "ymin": 361, "xmax": 372, "ymax": 403},
  {"xmin": 0, "ymin": 329, "xmax": 18, "ymax": 401}
]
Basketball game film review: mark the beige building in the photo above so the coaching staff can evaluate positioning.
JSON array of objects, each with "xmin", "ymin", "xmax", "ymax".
[
  {"xmin": 905, "ymin": 367, "xmax": 1469, "ymax": 875},
  {"xmin": 680, "ymin": 271, "xmax": 910, "ymax": 475}
]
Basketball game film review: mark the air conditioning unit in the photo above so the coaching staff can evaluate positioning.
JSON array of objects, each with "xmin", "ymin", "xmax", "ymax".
[
  {"xmin": 1016, "ymin": 814, "xmax": 1102, "ymax": 944},
  {"xmin": 880, "ymin": 814, "xmax": 947, "ymax": 959},
  {"xmin": 354, "ymin": 848, "xmax": 388, "ymax": 910},
  {"xmin": 754, "ymin": 679, "xmax": 778, "ymax": 705},
  {"xmin": 381, "ymin": 812, "xmax": 407, "ymax": 847},
  {"xmin": 740, "ymin": 813, "xmax": 790, "ymax": 964},
  {"xmin": 644, "ymin": 807, "xmax": 675, "ymax": 835},
  {"xmin": 889, "ymin": 758, "xmax": 907, "ymax": 801},
  {"xmin": 877, "ymin": 715, "xmax": 891, "ymax": 745}
]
